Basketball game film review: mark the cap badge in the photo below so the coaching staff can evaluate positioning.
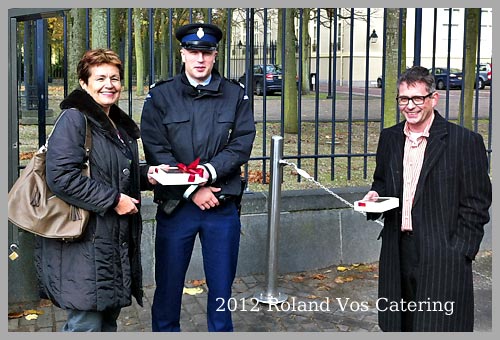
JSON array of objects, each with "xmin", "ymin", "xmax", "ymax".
[{"xmin": 197, "ymin": 27, "xmax": 205, "ymax": 39}]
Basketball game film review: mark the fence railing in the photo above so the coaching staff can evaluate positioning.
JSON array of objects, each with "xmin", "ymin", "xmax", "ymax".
[{"xmin": 11, "ymin": 8, "xmax": 493, "ymax": 192}]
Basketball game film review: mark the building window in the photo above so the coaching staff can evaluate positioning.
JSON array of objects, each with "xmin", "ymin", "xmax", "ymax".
[{"xmin": 442, "ymin": 8, "xmax": 460, "ymax": 27}]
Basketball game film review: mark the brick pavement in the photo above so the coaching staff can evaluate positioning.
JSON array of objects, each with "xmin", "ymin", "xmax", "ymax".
[{"xmin": 8, "ymin": 250, "xmax": 491, "ymax": 332}]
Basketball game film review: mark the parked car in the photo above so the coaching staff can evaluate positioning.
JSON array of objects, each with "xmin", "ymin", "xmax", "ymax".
[
  {"xmin": 475, "ymin": 63, "xmax": 492, "ymax": 89},
  {"xmin": 377, "ymin": 64, "xmax": 491, "ymax": 90},
  {"xmin": 430, "ymin": 67, "xmax": 463, "ymax": 90},
  {"xmin": 238, "ymin": 64, "xmax": 283, "ymax": 95}
]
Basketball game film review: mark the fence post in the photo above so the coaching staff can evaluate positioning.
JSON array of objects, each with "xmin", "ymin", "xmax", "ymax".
[{"xmin": 253, "ymin": 135, "xmax": 288, "ymax": 304}]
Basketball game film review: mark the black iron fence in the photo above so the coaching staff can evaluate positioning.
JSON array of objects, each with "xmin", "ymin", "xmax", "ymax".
[{"xmin": 10, "ymin": 8, "xmax": 493, "ymax": 191}]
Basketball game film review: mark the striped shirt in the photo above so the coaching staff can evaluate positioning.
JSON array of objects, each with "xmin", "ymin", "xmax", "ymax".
[{"xmin": 401, "ymin": 114, "xmax": 435, "ymax": 231}]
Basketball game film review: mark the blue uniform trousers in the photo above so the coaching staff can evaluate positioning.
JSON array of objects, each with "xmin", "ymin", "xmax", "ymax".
[{"xmin": 151, "ymin": 200, "xmax": 241, "ymax": 332}]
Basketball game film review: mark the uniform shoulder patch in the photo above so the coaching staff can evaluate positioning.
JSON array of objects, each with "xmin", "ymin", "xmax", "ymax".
[
  {"xmin": 150, "ymin": 77, "xmax": 173, "ymax": 89},
  {"xmin": 228, "ymin": 78, "xmax": 245, "ymax": 89}
]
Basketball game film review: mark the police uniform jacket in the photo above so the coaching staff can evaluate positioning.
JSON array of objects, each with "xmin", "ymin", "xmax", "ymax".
[
  {"xmin": 368, "ymin": 111, "xmax": 491, "ymax": 331},
  {"xmin": 35, "ymin": 89, "xmax": 151, "ymax": 311},
  {"xmin": 140, "ymin": 68, "xmax": 255, "ymax": 204}
]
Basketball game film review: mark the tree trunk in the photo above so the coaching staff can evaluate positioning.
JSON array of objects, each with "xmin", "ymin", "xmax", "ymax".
[
  {"xmin": 284, "ymin": 8, "xmax": 298, "ymax": 134},
  {"xmin": 123, "ymin": 10, "xmax": 131, "ymax": 91},
  {"xmin": 160, "ymin": 9, "xmax": 169, "ymax": 80},
  {"xmin": 401, "ymin": 9, "xmax": 407, "ymax": 72},
  {"xmin": 134, "ymin": 8, "xmax": 144, "ymax": 96},
  {"xmin": 110, "ymin": 9, "xmax": 121, "ymax": 54},
  {"xmin": 173, "ymin": 8, "xmax": 188, "ymax": 75},
  {"xmin": 460, "ymin": 8, "xmax": 480, "ymax": 130},
  {"xmin": 142, "ymin": 11, "xmax": 149, "ymax": 85},
  {"xmin": 301, "ymin": 9, "xmax": 311, "ymax": 95},
  {"xmin": 383, "ymin": 8, "xmax": 400, "ymax": 128},
  {"xmin": 216, "ymin": 10, "xmax": 229, "ymax": 77},
  {"xmin": 67, "ymin": 9, "xmax": 86, "ymax": 91},
  {"xmin": 91, "ymin": 8, "xmax": 107, "ymax": 49},
  {"xmin": 276, "ymin": 9, "xmax": 283, "ymax": 66}
]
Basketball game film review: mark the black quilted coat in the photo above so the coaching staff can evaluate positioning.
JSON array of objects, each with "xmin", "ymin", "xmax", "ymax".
[{"xmin": 34, "ymin": 89, "xmax": 151, "ymax": 311}]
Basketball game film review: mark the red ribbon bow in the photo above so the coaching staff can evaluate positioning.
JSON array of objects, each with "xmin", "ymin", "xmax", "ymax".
[{"xmin": 177, "ymin": 157, "xmax": 204, "ymax": 183}]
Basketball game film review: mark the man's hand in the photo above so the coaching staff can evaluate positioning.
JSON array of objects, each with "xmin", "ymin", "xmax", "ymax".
[
  {"xmin": 362, "ymin": 190, "xmax": 379, "ymax": 202},
  {"xmin": 191, "ymin": 186, "xmax": 221, "ymax": 210}
]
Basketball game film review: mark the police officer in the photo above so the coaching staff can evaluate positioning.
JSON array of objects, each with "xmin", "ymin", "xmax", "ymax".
[{"xmin": 140, "ymin": 23, "xmax": 256, "ymax": 332}]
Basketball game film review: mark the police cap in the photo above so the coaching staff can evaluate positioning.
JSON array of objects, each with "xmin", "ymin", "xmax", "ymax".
[{"xmin": 175, "ymin": 23, "xmax": 223, "ymax": 51}]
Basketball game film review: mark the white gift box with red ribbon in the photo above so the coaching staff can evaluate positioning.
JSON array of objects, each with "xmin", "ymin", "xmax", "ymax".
[{"xmin": 151, "ymin": 167, "xmax": 207, "ymax": 186}]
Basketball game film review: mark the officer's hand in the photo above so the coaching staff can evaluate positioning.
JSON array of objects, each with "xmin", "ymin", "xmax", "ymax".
[{"xmin": 192, "ymin": 186, "xmax": 221, "ymax": 210}]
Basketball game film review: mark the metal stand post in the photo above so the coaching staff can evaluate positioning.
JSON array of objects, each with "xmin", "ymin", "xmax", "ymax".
[{"xmin": 253, "ymin": 136, "xmax": 288, "ymax": 304}]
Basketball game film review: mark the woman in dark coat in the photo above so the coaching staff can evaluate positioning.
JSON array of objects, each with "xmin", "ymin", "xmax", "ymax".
[{"xmin": 34, "ymin": 49, "xmax": 161, "ymax": 332}]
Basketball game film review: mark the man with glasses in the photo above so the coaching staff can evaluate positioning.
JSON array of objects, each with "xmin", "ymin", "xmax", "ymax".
[{"xmin": 363, "ymin": 66, "xmax": 491, "ymax": 331}]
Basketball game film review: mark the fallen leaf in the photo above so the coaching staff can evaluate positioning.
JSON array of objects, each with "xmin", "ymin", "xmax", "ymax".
[
  {"xmin": 292, "ymin": 276, "xmax": 305, "ymax": 282},
  {"xmin": 351, "ymin": 263, "xmax": 361, "ymax": 267},
  {"xmin": 191, "ymin": 279, "xmax": 206, "ymax": 287},
  {"xmin": 336, "ymin": 266, "xmax": 349, "ymax": 272},
  {"xmin": 356, "ymin": 264, "xmax": 377, "ymax": 272},
  {"xmin": 183, "ymin": 287, "xmax": 203, "ymax": 295},
  {"xmin": 39, "ymin": 299, "xmax": 52, "ymax": 308},
  {"xmin": 8, "ymin": 312, "xmax": 24, "ymax": 319},
  {"xmin": 25, "ymin": 314, "xmax": 38, "ymax": 320},
  {"xmin": 20, "ymin": 152, "xmax": 35, "ymax": 160},
  {"xmin": 343, "ymin": 276, "xmax": 355, "ymax": 282},
  {"xmin": 334, "ymin": 277, "xmax": 345, "ymax": 284},
  {"xmin": 317, "ymin": 284, "xmax": 331, "ymax": 291},
  {"xmin": 312, "ymin": 273, "xmax": 327, "ymax": 280},
  {"xmin": 23, "ymin": 309, "xmax": 44, "ymax": 316},
  {"xmin": 246, "ymin": 170, "xmax": 270, "ymax": 184}
]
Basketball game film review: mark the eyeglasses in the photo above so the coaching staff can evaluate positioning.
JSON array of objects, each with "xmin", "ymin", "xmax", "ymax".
[{"xmin": 396, "ymin": 92, "xmax": 434, "ymax": 106}]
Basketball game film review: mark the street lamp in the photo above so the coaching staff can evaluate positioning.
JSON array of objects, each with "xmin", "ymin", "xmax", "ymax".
[
  {"xmin": 238, "ymin": 40, "xmax": 243, "ymax": 55},
  {"xmin": 370, "ymin": 29, "xmax": 378, "ymax": 44},
  {"xmin": 237, "ymin": 40, "xmax": 243, "ymax": 79}
]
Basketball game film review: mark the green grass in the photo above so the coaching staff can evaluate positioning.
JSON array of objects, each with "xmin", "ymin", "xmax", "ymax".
[
  {"xmin": 17, "ymin": 118, "xmax": 491, "ymax": 193},
  {"xmin": 245, "ymin": 121, "xmax": 379, "ymax": 192}
]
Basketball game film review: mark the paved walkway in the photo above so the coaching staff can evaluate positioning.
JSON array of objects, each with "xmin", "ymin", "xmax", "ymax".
[{"xmin": 8, "ymin": 250, "xmax": 491, "ymax": 332}]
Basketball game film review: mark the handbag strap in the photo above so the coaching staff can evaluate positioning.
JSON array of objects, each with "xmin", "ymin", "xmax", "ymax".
[
  {"xmin": 48, "ymin": 109, "xmax": 92, "ymax": 175},
  {"xmin": 82, "ymin": 114, "xmax": 92, "ymax": 176}
]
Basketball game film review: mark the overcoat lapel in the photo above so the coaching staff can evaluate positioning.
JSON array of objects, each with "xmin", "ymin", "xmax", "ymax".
[
  {"xmin": 412, "ymin": 112, "xmax": 448, "ymax": 206},
  {"xmin": 392, "ymin": 129, "xmax": 405, "ymax": 198}
]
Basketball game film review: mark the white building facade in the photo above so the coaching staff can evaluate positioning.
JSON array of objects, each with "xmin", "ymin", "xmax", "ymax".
[{"xmin": 230, "ymin": 8, "xmax": 492, "ymax": 86}]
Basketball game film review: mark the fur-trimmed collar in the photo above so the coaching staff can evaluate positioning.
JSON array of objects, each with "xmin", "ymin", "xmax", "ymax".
[{"xmin": 60, "ymin": 89, "xmax": 140, "ymax": 139}]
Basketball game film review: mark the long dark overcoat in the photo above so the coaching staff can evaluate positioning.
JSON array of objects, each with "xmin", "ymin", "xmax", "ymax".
[
  {"xmin": 370, "ymin": 111, "xmax": 491, "ymax": 331},
  {"xmin": 34, "ymin": 90, "xmax": 151, "ymax": 311}
]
